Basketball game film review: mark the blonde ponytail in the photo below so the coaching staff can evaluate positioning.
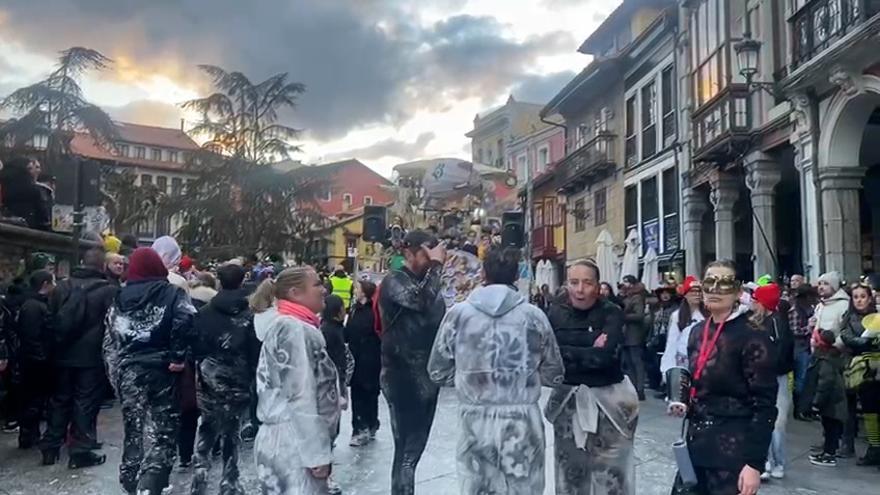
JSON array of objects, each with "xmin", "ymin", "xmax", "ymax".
[{"xmin": 249, "ymin": 278, "xmax": 277, "ymax": 313}]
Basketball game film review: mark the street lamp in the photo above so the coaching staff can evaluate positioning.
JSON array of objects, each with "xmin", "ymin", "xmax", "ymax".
[{"xmin": 734, "ymin": 37, "xmax": 762, "ymax": 86}]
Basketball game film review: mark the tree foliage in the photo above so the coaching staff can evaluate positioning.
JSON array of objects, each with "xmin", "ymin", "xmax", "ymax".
[
  {"xmin": 0, "ymin": 47, "xmax": 118, "ymax": 164},
  {"xmin": 101, "ymin": 168, "xmax": 164, "ymax": 235},
  {"xmin": 174, "ymin": 67, "xmax": 325, "ymax": 260},
  {"xmin": 181, "ymin": 65, "xmax": 305, "ymax": 164}
]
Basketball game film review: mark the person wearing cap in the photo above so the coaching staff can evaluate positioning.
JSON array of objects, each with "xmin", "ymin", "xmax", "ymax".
[
  {"xmin": 647, "ymin": 280, "xmax": 679, "ymax": 395},
  {"xmin": 801, "ymin": 271, "xmax": 850, "ymax": 467},
  {"xmin": 751, "ymin": 283, "xmax": 794, "ymax": 480},
  {"xmin": 377, "ymin": 230, "xmax": 447, "ymax": 495},
  {"xmin": 104, "ymin": 247, "xmax": 196, "ymax": 494},
  {"xmin": 151, "ymin": 236, "xmax": 190, "ymax": 295}
]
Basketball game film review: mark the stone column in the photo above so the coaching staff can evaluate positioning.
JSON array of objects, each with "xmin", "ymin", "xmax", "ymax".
[
  {"xmin": 710, "ymin": 173, "xmax": 740, "ymax": 261},
  {"xmin": 819, "ymin": 166, "xmax": 865, "ymax": 282},
  {"xmin": 745, "ymin": 153, "xmax": 782, "ymax": 278},
  {"xmin": 682, "ymin": 187, "xmax": 709, "ymax": 276}
]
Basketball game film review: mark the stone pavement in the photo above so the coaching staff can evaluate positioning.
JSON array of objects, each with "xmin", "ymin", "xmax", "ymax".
[{"xmin": 0, "ymin": 388, "xmax": 877, "ymax": 494}]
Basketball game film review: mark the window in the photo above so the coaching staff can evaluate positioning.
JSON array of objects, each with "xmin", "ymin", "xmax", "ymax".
[
  {"xmin": 135, "ymin": 146, "xmax": 146, "ymax": 159},
  {"xmin": 690, "ymin": 0, "xmax": 729, "ymax": 108},
  {"xmin": 641, "ymin": 81, "xmax": 657, "ymax": 160},
  {"xmin": 534, "ymin": 204, "xmax": 544, "ymax": 228},
  {"xmin": 477, "ymin": 148, "xmax": 484, "ymax": 163},
  {"xmin": 576, "ymin": 123, "xmax": 590, "ymax": 149},
  {"xmin": 624, "ymin": 185, "xmax": 638, "ymax": 233},
  {"xmin": 140, "ymin": 174, "xmax": 153, "ymax": 186},
  {"xmin": 537, "ymin": 146, "xmax": 550, "ymax": 170},
  {"xmin": 516, "ymin": 154, "xmax": 527, "ymax": 180},
  {"xmin": 661, "ymin": 66, "xmax": 676, "ymax": 144},
  {"xmin": 171, "ymin": 178, "xmax": 183, "ymax": 196},
  {"xmin": 574, "ymin": 199, "xmax": 586, "ymax": 232},
  {"xmin": 594, "ymin": 187, "xmax": 607, "ymax": 226},
  {"xmin": 118, "ymin": 144, "xmax": 129, "ymax": 157},
  {"xmin": 168, "ymin": 151, "xmax": 179, "ymax": 163},
  {"xmin": 364, "ymin": 196, "xmax": 373, "ymax": 206},
  {"xmin": 496, "ymin": 139, "xmax": 504, "ymax": 167},
  {"xmin": 156, "ymin": 176, "xmax": 167, "ymax": 194},
  {"xmin": 318, "ymin": 184, "xmax": 331, "ymax": 202},
  {"xmin": 342, "ymin": 193, "xmax": 352, "ymax": 210},
  {"xmin": 641, "ymin": 176, "xmax": 659, "ymax": 222},
  {"xmin": 151, "ymin": 148, "xmax": 162, "ymax": 161},
  {"xmin": 662, "ymin": 167, "xmax": 680, "ymax": 252},
  {"xmin": 625, "ymin": 97, "xmax": 637, "ymax": 166}
]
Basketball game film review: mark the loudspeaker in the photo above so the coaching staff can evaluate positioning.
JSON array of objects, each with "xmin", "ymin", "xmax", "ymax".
[
  {"xmin": 51, "ymin": 158, "xmax": 102, "ymax": 207},
  {"xmin": 363, "ymin": 205, "xmax": 387, "ymax": 242},
  {"xmin": 501, "ymin": 211, "xmax": 524, "ymax": 248}
]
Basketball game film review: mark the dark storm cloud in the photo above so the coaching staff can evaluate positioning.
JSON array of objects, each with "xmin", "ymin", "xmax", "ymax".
[
  {"xmin": 511, "ymin": 70, "xmax": 577, "ymax": 104},
  {"xmin": 321, "ymin": 132, "xmax": 435, "ymax": 163},
  {"xmin": 0, "ymin": 1, "xmax": 576, "ymax": 142}
]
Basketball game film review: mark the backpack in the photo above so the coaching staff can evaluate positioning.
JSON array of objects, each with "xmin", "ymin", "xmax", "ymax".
[{"xmin": 53, "ymin": 279, "xmax": 109, "ymax": 346}]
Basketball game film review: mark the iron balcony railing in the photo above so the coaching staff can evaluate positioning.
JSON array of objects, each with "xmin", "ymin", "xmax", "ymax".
[
  {"xmin": 558, "ymin": 132, "xmax": 617, "ymax": 190},
  {"xmin": 790, "ymin": 0, "xmax": 878, "ymax": 68}
]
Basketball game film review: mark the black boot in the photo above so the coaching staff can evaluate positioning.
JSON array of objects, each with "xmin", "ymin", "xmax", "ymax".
[
  {"xmin": 41, "ymin": 448, "xmax": 59, "ymax": 466},
  {"xmin": 68, "ymin": 451, "xmax": 107, "ymax": 469},
  {"xmin": 858, "ymin": 446, "xmax": 880, "ymax": 466}
]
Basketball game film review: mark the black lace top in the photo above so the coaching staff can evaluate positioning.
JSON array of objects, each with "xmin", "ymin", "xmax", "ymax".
[{"xmin": 686, "ymin": 310, "xmax": 778, "ymax": 472}]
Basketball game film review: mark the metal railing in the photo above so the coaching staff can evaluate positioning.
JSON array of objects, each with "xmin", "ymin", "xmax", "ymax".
[
  {"xmin": 559, "ymin": 133, "xmax": 617, "ymax": 186},
  {"xmin": 790, "ymin": 0, "xmax": 876, "ymax": 68}
]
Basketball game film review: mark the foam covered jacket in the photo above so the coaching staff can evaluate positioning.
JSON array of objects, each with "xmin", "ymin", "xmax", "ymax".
[
  {"xmin": 685, "ymin": 307, "xmax": 778, "ymax": 472},
  {"xmin": 51, "ymin": 267, "xmax": 117, "ymax": 367},
  {"xmin": 547, "ymin": 298, "xmax": 626, "ymax": 388},
  {"xmin": 192, "ymin": 288, "xmax": 259, "ymax": 400},
  {"xmin": 104, "ymin": 278, "xmax": 196, "ymax": 375},
  {"xmin": 428, "ymin": 284, "xmax": 564, "ymax": 493}
]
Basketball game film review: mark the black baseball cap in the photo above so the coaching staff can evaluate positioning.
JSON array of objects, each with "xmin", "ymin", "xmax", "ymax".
[{"xmin": 403, "ymin": 230, "xmax": 439, "ymax": 250}]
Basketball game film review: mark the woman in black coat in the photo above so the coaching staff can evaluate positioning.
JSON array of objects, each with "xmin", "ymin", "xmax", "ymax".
[{"xmin": 344, "ymin": 279, "xmax": 381, "ymax": 446}]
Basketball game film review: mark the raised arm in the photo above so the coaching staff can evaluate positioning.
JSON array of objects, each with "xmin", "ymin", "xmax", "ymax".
[{"xmin": 383, "ymin": 263, "xmax": 443, "ymax": 312}]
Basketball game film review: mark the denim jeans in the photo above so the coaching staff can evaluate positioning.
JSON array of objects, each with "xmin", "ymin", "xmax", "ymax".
[
  {"xmin": 768, "ymin": 374, "xmax": 791, "ymax": 469},
  {"xmin": 793, "ymin": 348, "xmax": 811, "ymax": 394}
]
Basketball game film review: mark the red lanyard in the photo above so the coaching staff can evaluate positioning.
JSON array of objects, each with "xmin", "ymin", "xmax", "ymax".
[{"xmin": 690, "ymin": 317, "xmax": 726, "ymax": 399}]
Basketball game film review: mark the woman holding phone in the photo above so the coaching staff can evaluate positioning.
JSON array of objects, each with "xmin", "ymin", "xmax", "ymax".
[{"xmin": 669, "ymin": 260, "xmax": 777, "ymax": 495}]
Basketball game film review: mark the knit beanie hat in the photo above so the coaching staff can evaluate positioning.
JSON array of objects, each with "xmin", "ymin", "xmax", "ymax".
[
  {"xmin": 753, "ymin": 283, "xmax": 781, "ymax": 312},
  {"xmin": 756, "ymin": 274, "xmax": 773, "ymax": 286},
  {"xmin": 818, "ymin": 271, "xmax": 842, "ymax": 291},
  {"xmin": 127, "ymin": 248, "xmax": 169, "ymax": 282},
  {"xmin": 151, "ymin": 236, "xmax": 182, "ymax": 270},
  {"xmin": 179, "ymin": 255, "xmax": 194, "ymax": 273}
]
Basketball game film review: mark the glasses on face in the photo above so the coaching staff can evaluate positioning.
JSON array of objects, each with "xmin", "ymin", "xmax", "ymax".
[{"xmin": 701, "ymin": 274, "xmax": 741, "ymax": 295}]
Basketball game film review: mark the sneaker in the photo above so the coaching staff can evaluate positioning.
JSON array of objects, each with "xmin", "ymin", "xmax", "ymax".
[
  {"xmin": 240, "ymin": 423, "xmax": 257, "ymax": 442},
  {"xmin": 810, "ymin": 453, "xmax": 838, "ymax": 467},
  {"xmin": 327, "ymin": 477, "xmax": 343, "ymax": 495},
  {"xmin": 770, "ymin": 466, "xmax": 784, "ymax": 479},
  {"xmin": 760, "ymin": 471, "xmax": 771, "ymax": 481},
  {"xmin": 68, "ymin": 451, "xmax": 107, "ymax": 469},
  {"xmin": 350, "ymin": 432, "xmax": 368, "ymax": 447},
  {"xmin": 809, "ymin": 444, "xmax": 824, "ymax": 455},
  {"xmin": 2, "ymin": 421, "xmax": 20, "ymax": 433}
]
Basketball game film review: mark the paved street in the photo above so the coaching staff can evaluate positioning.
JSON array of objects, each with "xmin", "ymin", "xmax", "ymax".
[{"xmin": 0, "ymin": 388, "xmax": 877, "ymax": 494}]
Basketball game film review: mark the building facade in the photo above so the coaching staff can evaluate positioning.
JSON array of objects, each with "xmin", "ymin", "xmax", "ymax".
[
  {"xmin": 467, "ymin": 95, "xmax": 548, "ymax": 168},
  {"xmin": 300, "ymin": 159, "xmax": 395, "ymax": 220}
]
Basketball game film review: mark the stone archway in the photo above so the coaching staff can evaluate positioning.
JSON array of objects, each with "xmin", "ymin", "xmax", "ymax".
[{"xmin": 817, "ymin": 72, "xmax": 880, "ymax": 280}]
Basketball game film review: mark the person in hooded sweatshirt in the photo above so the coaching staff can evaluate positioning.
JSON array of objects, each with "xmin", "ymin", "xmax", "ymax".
[
  {"xmin": 41, "ymin": 248, "xmax": 117, "ymax": 469},
  {"xmin": 152, "ymin": 236, "xmax": 190, "ymax": 295},
  {"xmin": 190, "ymin": 264, "xmax": 259, "ymax": 495},
  {"xmin": 800, "ymin": 271, "xmax": 850, "ymax": 467},
  {"xmin": 16, "ymin": 270, "xmax": 55, "ymax": 450},
  {"xmin": 250, "ymin": 266, "xmax": 341, "ymax": 495},
  {"xmin": 428, "ymin": 246, "xmax": 564, "ymax": 494},
  {"xmin": 104, "ymin": 247, "xmax": 196, "ymax": 495},
  {"xmin": 378, "ymin": 230, "xmax": 447, "ymax": 495},
  {"xmin": 345, "ymin": 279, "xmax": 381, "ymax": 447}
]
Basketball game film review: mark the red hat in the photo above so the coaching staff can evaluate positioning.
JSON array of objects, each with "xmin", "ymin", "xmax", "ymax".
[
  {"xmin": 678, "ymin": 275, "xmax": 699, "ymax": 296},
  {"xmin": 753, "ymin": 283, "xmax": 781, "ymax": 312},
  {"xmin": 127, "ymin": 248, "xmax": 169, "ymax": 282},
  {"xmin": 180, "ymin": 255, "xmax": 194, "ymax": 272}
]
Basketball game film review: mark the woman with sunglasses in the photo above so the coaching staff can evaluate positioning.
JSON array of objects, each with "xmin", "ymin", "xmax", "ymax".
[
  {"xmin": 841, "ymin": 283, "xmax": 880, "ymax": 466},
  {"xmin": 669, "ymin": 260, "xmax": 777, "ymax": 495}
]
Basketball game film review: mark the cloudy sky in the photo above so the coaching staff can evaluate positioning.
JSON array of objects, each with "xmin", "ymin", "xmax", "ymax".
[{"xmin": 0, "ymin": 0, "xmax": 619, "ymax": 176}]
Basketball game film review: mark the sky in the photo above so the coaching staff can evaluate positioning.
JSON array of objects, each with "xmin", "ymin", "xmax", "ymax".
[{"xmin": 0, "ymin": 0, "xmax": 620, "ymax": 176}]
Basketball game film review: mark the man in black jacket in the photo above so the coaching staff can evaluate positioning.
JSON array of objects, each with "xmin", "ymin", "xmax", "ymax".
[
  {"xmin": 546, "ymin": 259, "xmax": 639, "ymax": 494},
  {"xmin": 621, "ymin": 274, "xmax": 648, "ymax": 400},
  {"xmin": 379, "ymin": 230, "xmax": 446, "ymax": 495},
  {"xmin": 40, "ymin": 248, "xmax": 117, "ymax": 469},
  {"xmin": 16, "ymin": 270, "xmax": 55, "ymax": 449},
  {"xmin": 190, "ymin": 264, "xmax": 258, "ymax": 495}
]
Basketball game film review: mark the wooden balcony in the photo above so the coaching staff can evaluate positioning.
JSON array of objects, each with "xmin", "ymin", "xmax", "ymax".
[
  {"xmin": 691, "ymin": 86, "xmax": 752, "ymax": 162},
  {"xmin": 532, "ymin": 225, "xmax": 560, "ymax": 259},
  {"xmin": 790, "ymin": 0, "xmax": 879, "ymax": 69},
  {"xmin": 557, "ymin": 132, "xmax": 617, "ymax": 194}
]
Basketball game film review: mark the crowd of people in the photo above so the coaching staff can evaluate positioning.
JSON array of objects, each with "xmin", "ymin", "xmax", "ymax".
[{"xmin": 1, "ymin": 226, "xmax": 880, "ymax": 495}]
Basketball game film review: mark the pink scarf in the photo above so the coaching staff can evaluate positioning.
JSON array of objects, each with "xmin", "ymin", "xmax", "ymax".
[{"xmin": 277, "ymin": 300, "xmax": 320, "ymax": 328}]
